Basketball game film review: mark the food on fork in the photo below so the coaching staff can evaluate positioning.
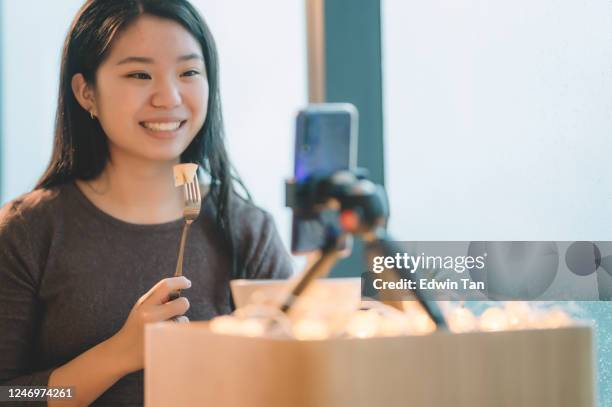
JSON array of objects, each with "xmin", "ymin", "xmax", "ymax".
[{"xmin": 173, "ymin": 163, "xmax": 199, "ymax": 186}]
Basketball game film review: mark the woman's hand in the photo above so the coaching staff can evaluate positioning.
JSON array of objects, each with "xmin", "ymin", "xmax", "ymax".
[{"xmin": 113, "ymin": 276, "xmax": 192, "ymax": 373}]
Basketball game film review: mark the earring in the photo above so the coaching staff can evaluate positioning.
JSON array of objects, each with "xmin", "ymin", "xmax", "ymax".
[{"xmin": 89, "ymin": 109, "xmax": 96, "ymax": 120}]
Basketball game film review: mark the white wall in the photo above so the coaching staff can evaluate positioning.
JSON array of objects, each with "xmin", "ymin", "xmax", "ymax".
[
  {"xmin": 1, "ymin": 0, "xmax": 83, "ymax": 203},
  {"xmin": 0, "ymin": 0, "xmax": 307, "ymax": 245},
  {"xmin": 382, "ymin": 0, "xmax": 612, "ymax": 240}
]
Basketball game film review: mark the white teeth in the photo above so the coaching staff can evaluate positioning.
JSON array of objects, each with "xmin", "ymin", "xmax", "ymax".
[{"xmin": 142, "ymin": 121, "xmax": 182, "ymax": 131}]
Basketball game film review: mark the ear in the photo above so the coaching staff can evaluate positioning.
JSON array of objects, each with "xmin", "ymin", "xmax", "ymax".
[{"xmin": 71, "ymin": 73, "xmax": 98, "ymax": 116}]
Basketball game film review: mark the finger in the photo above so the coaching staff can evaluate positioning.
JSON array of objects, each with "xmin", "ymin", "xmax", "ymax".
[
  {"xmin": 144, "ymin": 277, "xmax": 192, "ymax": 305},
  {"xmin": 150, "ymin": 296, "xmax": 190, "ymax": 321},
  {"xmin": 172, "ymin": 316, "xmax": 189, "ymax": 323}
]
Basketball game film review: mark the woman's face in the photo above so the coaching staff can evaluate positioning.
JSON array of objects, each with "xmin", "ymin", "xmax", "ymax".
[{"xmin": 76, "ymin": 15, "xmax": 209, "ymax": 164}]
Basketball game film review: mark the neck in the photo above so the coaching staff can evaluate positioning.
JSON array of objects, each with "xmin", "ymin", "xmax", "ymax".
[{"xmin": 77, "ymin": 152, "xmax": 186, "ymax": 224}]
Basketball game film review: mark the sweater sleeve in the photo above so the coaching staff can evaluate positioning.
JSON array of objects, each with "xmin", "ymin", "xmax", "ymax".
[
  {"xmin": 0, "ymin": 203, "xmax": 55, "ymax": 396},
  {"xmin": 244, "ymin": 211, "xmax": 294, "ymax": 280}
]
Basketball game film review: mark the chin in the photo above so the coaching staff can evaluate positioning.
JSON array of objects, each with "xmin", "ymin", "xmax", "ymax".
[
  {"xmin": 147, "ymin": 151, "xmax": 185, "ymax": 163},
  {"xmin": 136, "ymin": 145, "xmax": 187, "ymax": 163}
]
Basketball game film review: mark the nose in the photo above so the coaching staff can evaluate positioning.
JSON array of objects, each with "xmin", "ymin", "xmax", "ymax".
[{"xmin": 151, "ymin": 77, "xmax": 182, "ymax": 109}]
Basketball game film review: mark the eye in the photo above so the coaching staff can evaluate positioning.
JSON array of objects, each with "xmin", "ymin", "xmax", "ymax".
[
  {"xmin": 127, "ymin": 72, "xmax": 151, "ymax": 80},
  {"xmin": 181, "ymin": 70, "xmax": 201, "ymax": 77}
]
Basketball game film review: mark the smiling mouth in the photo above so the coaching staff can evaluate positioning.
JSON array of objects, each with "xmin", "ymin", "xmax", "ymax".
[{"xmin": 139, "ymin": 120, "xmax": 187, "ymax": 132}]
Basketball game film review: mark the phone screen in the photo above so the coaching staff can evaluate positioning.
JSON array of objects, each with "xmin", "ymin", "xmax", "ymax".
[{"xmin": 291, "ymin": 104, "xmax": 358, "ymax": 253}]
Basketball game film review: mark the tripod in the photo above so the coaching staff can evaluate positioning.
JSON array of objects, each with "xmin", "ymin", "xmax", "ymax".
[{"xmin": 282, "ymin": 170, "xmax": 447, "ymax": 329}]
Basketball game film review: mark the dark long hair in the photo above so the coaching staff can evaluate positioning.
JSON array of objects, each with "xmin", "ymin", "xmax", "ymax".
[{"xmin": 36, "ymin": 0, "xmax": 249, "ymax": 283}]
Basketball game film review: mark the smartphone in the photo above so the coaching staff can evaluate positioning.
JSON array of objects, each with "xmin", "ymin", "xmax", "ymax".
[{"xmin": 291, "ymin": 103, "xmax": 358, "ymax": 253}]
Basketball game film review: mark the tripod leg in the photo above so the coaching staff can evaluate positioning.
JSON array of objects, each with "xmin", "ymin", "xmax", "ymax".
[{"xmin": 280, "ymin": 248, "xmax": 342, "ymax": 313}]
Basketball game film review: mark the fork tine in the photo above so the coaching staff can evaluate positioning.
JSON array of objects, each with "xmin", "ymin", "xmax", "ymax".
[
  {"xmin": 187, "ymin": 180, "xmax": 194, "ymax": 203},
  {"xmin": 183, "ymin": 174, "xmax": 200, "ymax": 204},
  {"xmin": 190, "ymin": 178, "xmax": 197, "ymax": 202}
]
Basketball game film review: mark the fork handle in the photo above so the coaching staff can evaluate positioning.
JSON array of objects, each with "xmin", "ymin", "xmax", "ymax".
[{"xmin": 170, "ymin": 220, "xmax": 193, "ymax": 301}]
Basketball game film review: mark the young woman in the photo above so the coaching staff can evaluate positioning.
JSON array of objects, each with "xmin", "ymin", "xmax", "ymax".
[{"xmin": 0, "ymin": 0, "xmax": 293, "ymax": 405}]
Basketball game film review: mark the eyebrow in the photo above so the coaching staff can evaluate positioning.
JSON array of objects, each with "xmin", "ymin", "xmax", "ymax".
[{"xmin": 116, "ymin": 53, "xmax": 204, "ymax": 65}]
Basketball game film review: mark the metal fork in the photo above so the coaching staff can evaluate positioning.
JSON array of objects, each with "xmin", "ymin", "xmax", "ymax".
[{"xmin": 169, "ymin": 171, "xmax": 202, "ymax": 301}]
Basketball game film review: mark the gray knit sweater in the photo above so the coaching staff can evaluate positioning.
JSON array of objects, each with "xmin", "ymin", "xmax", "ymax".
[{"xmin": 0, "ymin": 182, "xmax": 293, "ymax": 406}]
